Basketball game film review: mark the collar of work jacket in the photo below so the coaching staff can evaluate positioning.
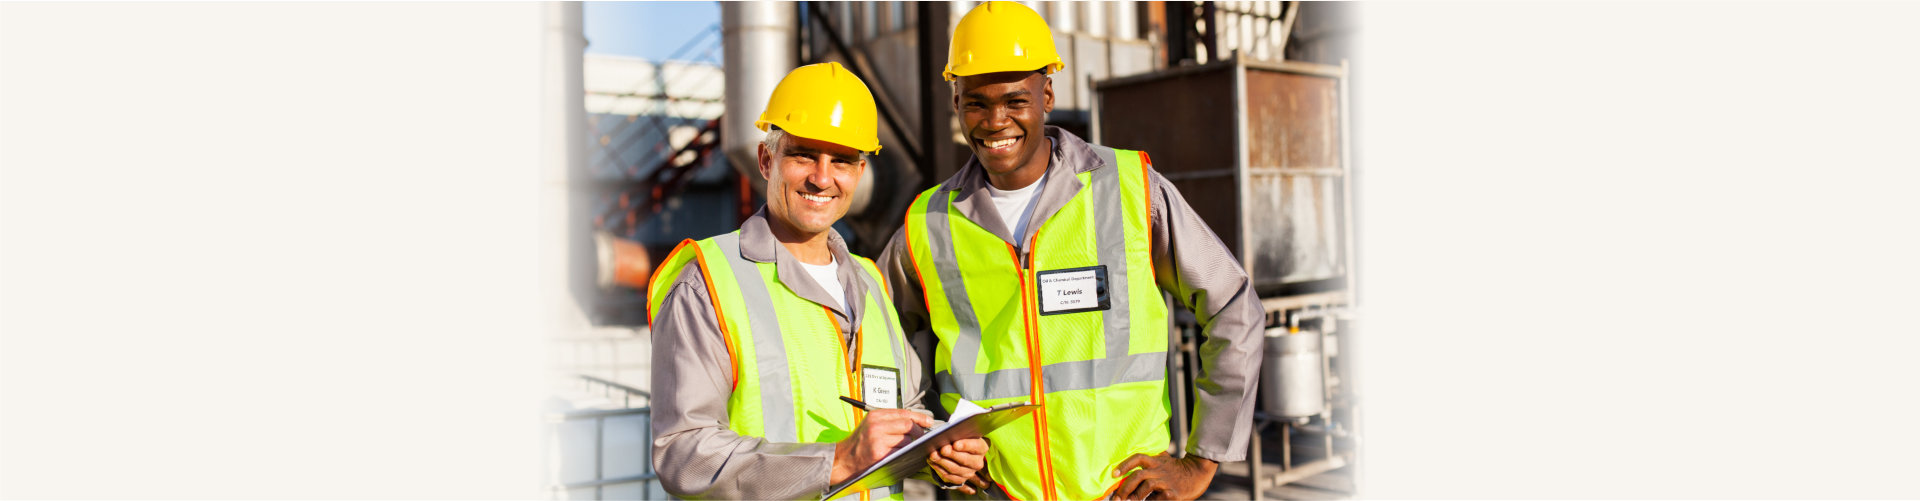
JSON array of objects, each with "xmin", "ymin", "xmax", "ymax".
[
  {"xmin": 736, "ymin": 207, "xmax": 870, "ymax": 336},
  {"xmin": 941, "ymin": 125, "xmax": 1109, "ymax": 248}
]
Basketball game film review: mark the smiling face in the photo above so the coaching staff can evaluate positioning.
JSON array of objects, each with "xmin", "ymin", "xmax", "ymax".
[
  {"xmin": 954, "ymin": 70, "xmax": 1054, "ymax": 190},
  {"xmin": 758, "ymin": 131, "xmax": 866, "ymax": 243}
]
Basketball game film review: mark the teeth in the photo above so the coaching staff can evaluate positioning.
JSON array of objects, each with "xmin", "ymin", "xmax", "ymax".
[
  {"xmin": 986, "ymin": 138, "xmax": 1016, "ymax": 149},
  {"xmin": 801, "ymin": 193, "xmax": 833, "ymax": 203}
]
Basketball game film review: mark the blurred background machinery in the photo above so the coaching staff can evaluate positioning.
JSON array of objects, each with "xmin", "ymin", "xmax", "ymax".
[
  {"xmin": 552, "ymin": 3, "xmax": 1357, "ymax": 500},
  {"xmin": 1098, "ymin": 53, "xmax": 1356, "ymax": 500}
]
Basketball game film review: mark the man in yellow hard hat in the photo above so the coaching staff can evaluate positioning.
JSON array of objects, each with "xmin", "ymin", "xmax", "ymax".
[
  {"xmin": 649, "ymin": 62, "xmax": 989, "ymax": 500},
  {"xmin": 877, "ymin": 3, "xmax": 1265, "ymax": 500}
]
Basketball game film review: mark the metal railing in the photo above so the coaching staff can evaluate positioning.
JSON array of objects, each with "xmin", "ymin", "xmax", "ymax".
[{"xmin": 550, "ymin": 374, "xmax": 659, "ymax": 500}]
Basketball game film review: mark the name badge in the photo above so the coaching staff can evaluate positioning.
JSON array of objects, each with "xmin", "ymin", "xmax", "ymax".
[
  {"xmin": 861, "ymin": 365, "xmax": 901, "ymax": 409},
  {"xmin": 1036, "ymin": 265, "xmax": 1110, "ymax": 315}
]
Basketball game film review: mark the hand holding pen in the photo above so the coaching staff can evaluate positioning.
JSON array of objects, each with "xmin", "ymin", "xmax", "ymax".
[
  {"xmin": 841, "ymin": 396, "xmax": 939, "ymax": 429},
  {"xmin": 828, "ymin": 398, "xmax": 938, "ymax": 485},
  {"xmin": 839, "ymin": 396, "xmax": 987, "ymax": 494}
]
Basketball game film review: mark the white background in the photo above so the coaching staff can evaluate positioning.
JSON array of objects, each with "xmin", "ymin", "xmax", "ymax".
[
  {"xmin": 2, "ymin": 4, "xmax": 549, "ymax": 498},
  {"xmin": 1355, "ymin": 3, "xmax": 1920, "ymax": 497},
  {"xmin": 5, "ymin": 2, "xmax": 1919, "ymax": 498}
]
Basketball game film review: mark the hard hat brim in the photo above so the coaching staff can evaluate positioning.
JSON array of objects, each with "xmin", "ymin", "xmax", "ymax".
[
  {"xmin": 943, "ymin": 61, "xmax": 1065, "ymax": 82},
  {"xmin": 755, "ymin": 119, "xmax": 881, "ymax": 155}
]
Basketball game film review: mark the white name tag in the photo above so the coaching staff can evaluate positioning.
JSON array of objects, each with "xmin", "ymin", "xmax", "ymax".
[
  {"xmin": 861, "ymin": 366, "xmax": 901, "ymax": 409},
  {"xmin": 1037, "ymin": 265, "xmax": 1110, "ymax": 315}
]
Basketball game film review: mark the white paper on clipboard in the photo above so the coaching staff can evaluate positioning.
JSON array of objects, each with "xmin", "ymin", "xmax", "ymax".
[{"xmin": 821, "ymin": 399, "xmax": 1038, "ymax": 500}]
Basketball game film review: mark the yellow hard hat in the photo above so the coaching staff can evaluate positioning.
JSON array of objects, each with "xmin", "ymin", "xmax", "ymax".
[
  {"xmin": 944, "ymin": 1, "xmax": 1065, "ymax": 81},
  {"xmin": 755, "ymin": 62, "xmax": 882, "ymax": 154}
]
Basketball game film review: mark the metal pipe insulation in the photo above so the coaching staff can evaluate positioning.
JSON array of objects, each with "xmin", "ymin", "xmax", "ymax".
[{"xmin": 720, "ymin": 2, "xmax": 795, "ymax": 196}]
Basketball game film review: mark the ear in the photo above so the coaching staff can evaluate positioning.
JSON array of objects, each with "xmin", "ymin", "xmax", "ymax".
[
  {"xmin": 756, "ymin": 141, "xmax": 775, "ymax": 181},
  {"xmin": 850, "ymin": 157, "xmax": 869, "ymax": 190},
  {"xmin": 1042, "ymin": 77, "xmax": 1055, "ymax": 114},
  {"xmin": 951, "ymin": 82, "xmax": 963, "ymax": 114}
]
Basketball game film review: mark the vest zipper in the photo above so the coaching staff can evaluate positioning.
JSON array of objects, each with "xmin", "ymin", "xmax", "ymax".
[
  {"xmin": 834, "ymin": 307, "xmax": 873, "ymax": 501},
  {"xmin": 1010, "ymin": 237, "xmax": 1058, "ymax": 500},
  {"xmin": 829, "ymin": 312, "xmax": 863, "ymax": 425}
]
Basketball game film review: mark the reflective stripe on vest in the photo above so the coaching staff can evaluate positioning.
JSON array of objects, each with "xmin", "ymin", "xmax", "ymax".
[
  {"xmin": 903, "ymin": 146, "xmax": 1171, "ymax": 500},
  {"xmin": 647, "ymin": 231, "xmax": 909, "ymax": 501}
]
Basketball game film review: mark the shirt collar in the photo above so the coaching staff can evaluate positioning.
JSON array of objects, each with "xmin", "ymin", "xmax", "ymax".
[
  {"xmin": 736, "ymin": 206, "xmax": 867, "ymax": 321},
  {"xmin": 940, "ymin": 126, "xmax": 1105, "ymax": 245}
]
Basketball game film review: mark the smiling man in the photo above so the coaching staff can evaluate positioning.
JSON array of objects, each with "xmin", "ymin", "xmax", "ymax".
[
  {"xmin": 876, "ymin": 3, "xmax": 1266, "ymax": 500},
  {"xmin": 648, "ymin": 62, "xmax": 987, "ymax": 500}
]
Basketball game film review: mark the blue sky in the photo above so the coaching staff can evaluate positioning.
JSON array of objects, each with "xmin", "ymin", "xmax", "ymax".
[{"xmin": 583, "ymin": 1, "xmax": 723, "ymax": 62}]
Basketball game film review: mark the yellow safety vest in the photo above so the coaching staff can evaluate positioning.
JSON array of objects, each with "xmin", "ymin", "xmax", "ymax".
[
  {"xmin": 902, "ymin": 146, "xmax": 1170, "ymax": 500},
  {"xmin": 648, "ymin": 231, "xmax": 911, "ymax": 501}
]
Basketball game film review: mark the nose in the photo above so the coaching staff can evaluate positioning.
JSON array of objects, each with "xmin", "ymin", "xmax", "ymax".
[
  {"xmin": 985, "ymin": 105, "xmax": 1012, "ymax": 130},
  {"xmin": 805, "ymin": 153, "xmax": 834, "ymax": 189}
]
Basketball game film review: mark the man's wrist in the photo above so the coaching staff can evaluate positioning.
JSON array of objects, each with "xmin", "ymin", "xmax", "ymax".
[
  {"xmin": 1182, "ymin": 454, "xmax": 1221, "ymax": 475},
  {"xmin": 829, "ymin": 441, "xmax": 854, "ymax": 484}
]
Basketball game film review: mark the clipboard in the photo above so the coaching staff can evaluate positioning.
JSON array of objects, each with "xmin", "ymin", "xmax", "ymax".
[{"xmin": 821, "ymin": 401, "xmax": 1038, "ymax": 500}]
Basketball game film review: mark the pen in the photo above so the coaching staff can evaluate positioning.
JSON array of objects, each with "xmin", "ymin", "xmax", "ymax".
[{"xmin": 843, "ymin": 396, "xmax": 938, "ymax": 433}]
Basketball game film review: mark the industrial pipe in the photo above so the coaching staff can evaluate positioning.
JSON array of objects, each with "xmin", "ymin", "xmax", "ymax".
[
  {"xmin": 720, "ymin": 2, "xmax": 795, "ymax": 197},
  {"xmin": 594, "ymin": 232, "xmax": 652, "ymax": 290}
]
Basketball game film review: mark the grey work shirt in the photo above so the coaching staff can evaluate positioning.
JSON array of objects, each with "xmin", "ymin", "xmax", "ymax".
[
  {"xmin": 877, "ymin": 125, "xmax": 1264, "ymax": 463},
  {"xmin": 650, "ymin": 209, "xmax": 930, "ymax": 501}
]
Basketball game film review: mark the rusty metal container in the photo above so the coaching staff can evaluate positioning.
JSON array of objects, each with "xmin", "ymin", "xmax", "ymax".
[{"xmin": 1093, "ymin": 57, "xmax": 1351, "ymax": 300}]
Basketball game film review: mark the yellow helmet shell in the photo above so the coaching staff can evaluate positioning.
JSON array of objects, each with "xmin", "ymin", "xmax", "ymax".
[
  {"xmin": 944, "ymin": 1, "xmax": 1065, "ymax": 81},
  {"xmin": 754, "ymin": 62, "xmax": 882, "ymax": 154}
]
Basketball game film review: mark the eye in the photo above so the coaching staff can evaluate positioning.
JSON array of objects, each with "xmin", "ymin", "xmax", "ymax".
[
  {"xmin": 1009, "ymin": 99, "xmax": 1029, "ymax": 108},
  {"xmin": 964, "ymin": 102, "xmax": 985, "ymax": 110}
]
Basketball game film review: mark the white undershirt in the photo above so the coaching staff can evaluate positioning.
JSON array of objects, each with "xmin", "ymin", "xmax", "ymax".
[
  {"xmin": 986, "ymin": 171, "xmax": 1048, "ymax": 244},
  {"xmin": 797, "ymin": 256, "xmax": 846, "ymax": 311}
]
